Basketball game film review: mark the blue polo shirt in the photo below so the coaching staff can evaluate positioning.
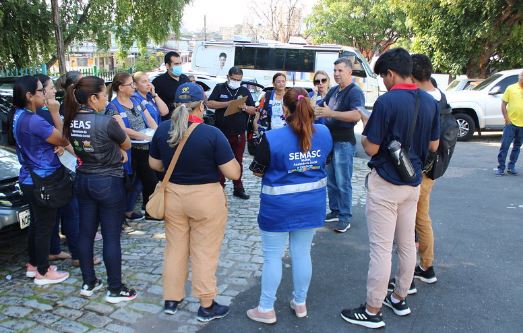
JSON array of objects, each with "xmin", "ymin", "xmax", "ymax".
[
  {"xmin": 149, "ymin": 121, "xmax": 235, "ymax": 185},
  {"xmin": 363, "ymin": 84, "xmax": 440, "ymax": 186},
  {"xmin": 323, "ymin": 83, "xmax": 365, "ymax": 143}
]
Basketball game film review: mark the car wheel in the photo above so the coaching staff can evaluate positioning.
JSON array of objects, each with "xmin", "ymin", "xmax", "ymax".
[{"xmin": 454, "ymin": 113, "xmax": 476, "ymax": 141}]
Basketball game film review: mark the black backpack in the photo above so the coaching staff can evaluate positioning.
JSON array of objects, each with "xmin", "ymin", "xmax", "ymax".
[{"xmin": 427, "ymin": 90, "xmax": 459, "ymax": 180}]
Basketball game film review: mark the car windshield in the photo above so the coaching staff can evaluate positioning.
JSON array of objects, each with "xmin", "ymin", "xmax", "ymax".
[
  {"xmin": 473, "ymin": 74, "xmax": 502, "ymax": 91},
  {"xmin": 446, "ymin": 80, "xmax": 461, "ymax": 91}
]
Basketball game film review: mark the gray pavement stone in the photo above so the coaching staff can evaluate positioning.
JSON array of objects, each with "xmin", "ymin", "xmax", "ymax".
[
  {"xmin": 84, "ymin": 302, "xmax": 115, "ymax": 315},
  {"xmin": 128, "ymin": 302, "xmax": 162, "ymax": 314},
  {"xmin": 52, "ymin": 318, "xmax": 89, "ymax": 333},
  {"xmin": 105, "ymin": 324, "xmax": 135, "ymax": 333},
  {"xmin": 110, "ymin": 308, "xmax": 143, "ymax": 324},
  {"xmin": 29, "ymin": 311, "xmax": 62, "ymax": 325},
  {"xmin": 27, "ymin": 327, "xmax": 60, "ymax": 333},
  {"xmin": 56, "ymin": 296, "xmax": 89, "ymax": 310},
  {"xmin": 78, "ymin": 311, "xmax": 113, "ymax": 328},
  {"xmin": 147, "ymin": 285, "xmax": 163, "ymax": 295},
  {"xmin": 52, "ymin": 307, "xmax": 84, "ymax": 320},
  {"xmin": 24, "ymin": 299, "xmax": 53, "ymax": 311},
  {"xmin": 3, "ymin": 305, "xmax": 33, "ymax": 318},
  {"xmin": 0, "ymin": 319, "xmax": 36, "ymax": 330},
  {"xmin": 0, "ymin": 327, "xmax": 14, "ymax": 333}
]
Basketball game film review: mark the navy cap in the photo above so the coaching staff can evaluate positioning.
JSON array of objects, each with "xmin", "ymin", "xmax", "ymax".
[{"xmin": 175, "ymin": 82, "xmax": 205, "ymax": 103}]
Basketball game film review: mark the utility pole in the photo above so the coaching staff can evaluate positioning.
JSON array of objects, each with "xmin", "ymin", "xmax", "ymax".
[
  {"xmin": 51, "ymin": 0, "xmax": 67, "ymax": 75},
  {"xmin": 204, "ymin": 15, "xmax": 207, "ymax": 41}
]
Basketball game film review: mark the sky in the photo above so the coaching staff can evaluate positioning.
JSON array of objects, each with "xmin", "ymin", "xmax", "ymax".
[{"xmin": 181, "ymin": 0, "xmax": 316, "ymax": 32}]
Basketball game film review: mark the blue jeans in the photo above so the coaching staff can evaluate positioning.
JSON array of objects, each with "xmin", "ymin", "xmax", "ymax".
[
  {"xmin": 75, "ymin": 173, "xmax": 125, "ymax": 291},
  {"xmin": 50, "ymin": 196, "xmax": 80, "ymax": 259},
  {"xmin": 326, "ymin": 141, "xmax": 356, "ymax": 222},
  {"xmin": 497, "ymin": 124, "xmax": 523, "ymax": 171},
  {"xmin": 126, "ymin": 178, "xmax": 143, "ymax": 212},
  {"xmin": 259, "ymin": 229, "xmax": 315, "ymax": 310}
]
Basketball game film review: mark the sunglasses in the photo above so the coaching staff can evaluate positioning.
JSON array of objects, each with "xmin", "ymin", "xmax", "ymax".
[{"xmin": 313, "ymin": 78, "xmax": 328, "ymax": 85}]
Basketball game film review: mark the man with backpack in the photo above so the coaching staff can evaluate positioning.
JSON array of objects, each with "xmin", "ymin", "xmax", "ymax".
[{"xmin": 410, "ymin": 54, "xmax": 458, "ymax": 284}]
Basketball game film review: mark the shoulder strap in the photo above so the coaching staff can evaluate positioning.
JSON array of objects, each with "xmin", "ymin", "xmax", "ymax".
[
  {"xmin": 406, "ymin": 90, "xmax": 420, "ymax": 150},
  {"xmin": 160, "ymin": 123, "xmax": 199, "ymax": 187}
]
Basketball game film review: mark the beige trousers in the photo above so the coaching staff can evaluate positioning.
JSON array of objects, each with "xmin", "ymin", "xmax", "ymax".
[{"xmin": 415, "ymin": 174, "xmax": 435, "ymax": 268}]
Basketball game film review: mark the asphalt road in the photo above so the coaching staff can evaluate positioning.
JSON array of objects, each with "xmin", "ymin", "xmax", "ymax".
[{"xmin": 202, "ymin": 133, "xmax": 523, "ymax": 333}]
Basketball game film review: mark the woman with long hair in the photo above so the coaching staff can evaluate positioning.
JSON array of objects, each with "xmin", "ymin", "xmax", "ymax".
[
  {"xmin": 254, "ymin": 72, "xmax": 287, "ymax": 137},
  {"xmin": 62, "ymin": 76, "xmax": 136, "ymax": 303},
  {"xmin": 246, "ymin": 88, "xmax": 333, "ymax": 324},
  {"xmin": 10, "ymin": 75, "xmax": 70, "ymax": 285},
  {"xmin": 131, "ymin": 71, "xmax": 169, "ymax": 125},
  {"xmin": 106, "ymin": 72, "xmax": 158, "ymax": 222},
  {"xmin": 310, "ymin": 70, "xmax": 331, "ymax": 108},
  {"xmin": 149, "ymin": 82, "xmax": 240, "ymax": 321}
]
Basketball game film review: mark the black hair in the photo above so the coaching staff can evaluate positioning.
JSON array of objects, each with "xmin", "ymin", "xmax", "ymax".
[
  {"xmin": 374, "ymin": 48, "xmax": 412, "ymax": 78},
  {"xmin": 228, "ymin": 66, "xmax": 243, "ymax": 77},
  {"xmin": 272, "ymin": 72, "xmax": 286, "ymax": 83},
  {"xmin": 35, "ymin": 74, "xmax": 52, "ymax": 88},
  {"xmin": 411, "ymin": 54, "xmax": 433, "ymax": 82},
  {"xmin": 62, "ymin": 71, "xmax": 82, "ymax": 90},
  {"xmin": 430, "ymin": 77, "xmax": 438, "ymax": 88},
  {"xmin": 334, "ymin": 57, "xmax": 353, "ymax": 68},
  {"xmin": 164, "ymin": 51, "xmax": 181, "ymax": 65},
  {"xmin": 219, "ymin": 52, "xmax": 227, "ymax": 58},
  {"xmin": 9, "ymin": 75, "xmax": 40, "ymax": 144}
]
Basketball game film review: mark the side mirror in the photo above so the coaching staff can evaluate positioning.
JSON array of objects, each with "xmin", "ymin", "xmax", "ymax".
[{"xmin": 488, "ymin": 86, "xmax": 501, "ymax": 95}]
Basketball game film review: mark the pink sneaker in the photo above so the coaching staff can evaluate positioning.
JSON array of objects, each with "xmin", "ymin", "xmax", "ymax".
[
  {"xmin": 246, "ymin": 307, "xmax": 277, "ymax": 324},
  {"xmin": 34, "ymin": 268, "xmax": 69, "ymax": 286},
  {"xmin": 26, "ymin": 263, "xmax": 57, "ymax": 278},
  {"xmin": 290, "ymin": 299, "xmax": 307, "ymax": 318}
]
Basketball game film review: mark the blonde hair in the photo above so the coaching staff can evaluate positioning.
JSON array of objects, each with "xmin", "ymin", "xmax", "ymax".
[
  {"xmin": 313, "ymin": 70, "xmax": 330, "ymax": 86},
  {"xmin": 132, "ymin": 71, "xmax": 147, "ymax": 82},
  {"xmin": 168, "ymin": 101, "xmax": 203, "ymax": 147}
]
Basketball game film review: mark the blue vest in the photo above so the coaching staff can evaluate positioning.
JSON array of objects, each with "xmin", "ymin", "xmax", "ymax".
[
  {"xmin": 130, "ymin": 92, "xmax": 161, "ymax": 125},
  {"xmin": 258, "ymin": 124, "xmax": 333, "ymax": 232}
]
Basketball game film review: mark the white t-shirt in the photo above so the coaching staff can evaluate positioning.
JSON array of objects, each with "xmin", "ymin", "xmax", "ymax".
[
  {"xmin": 427, "ymin": 89, "xmax": 442, "ymax": 102},
  {"xmin": 270, "ymin": 98, "xmax": 285, "ymax": 129}
]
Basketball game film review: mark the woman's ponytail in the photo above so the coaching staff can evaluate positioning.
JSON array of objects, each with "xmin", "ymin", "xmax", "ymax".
[
  {"xmin": 168, "ymin": 104, "xmax": 190, "ymax": 147},
  {"xmin": 284, "ymin": 88, "xmax": 315, "ymax": 152}
]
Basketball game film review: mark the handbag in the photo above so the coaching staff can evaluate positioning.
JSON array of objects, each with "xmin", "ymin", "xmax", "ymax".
[
  {"xmin": 28, "ymin": 166, "xmax": 74, "ymax": 208},
  {"xmin": 387, "ymin": 91, "xmax": 420, "ymax": 183},
  {"xmin": 146, "ymin": 123, "xmax": 199, "ymax": 219}
]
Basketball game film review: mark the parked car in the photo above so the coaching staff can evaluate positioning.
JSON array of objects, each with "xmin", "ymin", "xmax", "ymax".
[
  {"xmin": 0, "ymin": 146, "xmax": 30, "ymax": 235},
  {"xmin": 446, "ymin": 76, "xmax": 484, "ymax": 92},
  {"xmin": 0, "ymin": 77, "xmax": 16, "ymax": 146},
  {"xmin": 447, "ymin": 69, "xmax": 522, "ymax": 141}
]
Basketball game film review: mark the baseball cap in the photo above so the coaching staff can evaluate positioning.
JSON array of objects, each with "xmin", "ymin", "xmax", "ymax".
[{"xmin": 175, "ymin": 82, "xmax": 205, "ymax": 103}]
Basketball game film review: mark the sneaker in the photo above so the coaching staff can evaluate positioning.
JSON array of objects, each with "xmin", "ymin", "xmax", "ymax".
[
  {"xmin": 94, "ymin": 232, "xmax": 103, "ymax": 241},
  {"xmin": 340, "ymin": 304, "xmax": 385, "ymax": 329},
  {"xmin": 122, "ymin": 222, "xmax": 135, "ymax": 234},
  {"xmin": 105, "ymin": 285, "xmax": 137, "ymax": 304},
  {"xmin": 495, "ymin": 168, "xmax": 505, "ymax": 176},
  {"xmin": 26, "ymin": 263, "xmax": 57, "ymax": 278},
  {"xmin": 80, "ymin": 278, "xmax": 103, "ymax": 297},
  {"xmin": 290, "ymin": 299, "xmax": 307, "ymax": 318},
  {"xmin": 197, "ymin": 301, "xmax": 230, "ymax": 322},
  {"xmin": 125, "ymin": 211, "xmax": 145, "ymax": 222},
  {"xmin": 164, "ymin": 299, "xmax": 183, "ymax": 315},
  {"xmin": 233, "ymin": 189, "xmax": 250, "ymax": 200},
  {"xmin": 334, "ymin": 220, "xmax": 351, "ymax": 233},
  {"xmin": 246, "ymin": 306, "xmax": 277, "ymax": 324},
  {"xmin": 507, "ymin": 168, "xmax": 519, "ymax": 175},
  {"xmin": 383, "ymin": 293, "xmax": 411, "ymax": 316},
  {"xmin": 387, "ymin": 278, "xmax": 417, "ymax": 295},
  {"xmin": 34, "ymin": 268, "xmax": 69, "ymax": 286},
  {"xmin": 414, "ymin": 265, "xmax": 437, "ymax": 284},
  {"xmin": 325, "ymin": 211, "xmax": 339, "ymax": 222}
]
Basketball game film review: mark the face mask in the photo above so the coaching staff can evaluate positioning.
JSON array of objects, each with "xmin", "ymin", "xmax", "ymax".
[
  {"xmin": 171, "ymin": 65, "xmax": 183, "ymax": 77},
  {"xmin": 228, "ymin": 80, "xmax": 241, "ymax": 90}
]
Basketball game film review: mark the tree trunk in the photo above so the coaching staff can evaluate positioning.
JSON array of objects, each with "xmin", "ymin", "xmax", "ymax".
[{"xmin": 51, "ymin": 0, "xmax": 66, "ymax": 75}]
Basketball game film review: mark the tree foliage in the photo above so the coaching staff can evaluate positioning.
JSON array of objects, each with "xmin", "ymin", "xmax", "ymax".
[
  {"xmin": 396, "ymin": 0, "xmax": 523, "ymax": 77},
  {"xmin": 247, "ymin": 0, "xmax": 304, "ymax": 43},
  {"xmin": 306, "ymin": 0, "xmax": 411, "ymax": 61},
  {"xmin": 0, "ymin": 0, "xmax": 190, "ymax": 68}
]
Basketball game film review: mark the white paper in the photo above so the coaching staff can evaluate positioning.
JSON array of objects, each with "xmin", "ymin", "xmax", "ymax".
[{"xmin": 59, "ymin": 151, "xmax": 77, "ymax": 172}]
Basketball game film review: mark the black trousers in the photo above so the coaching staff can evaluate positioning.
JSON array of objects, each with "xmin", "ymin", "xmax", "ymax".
[
  {"xmin": 131, "ymin": 148, "xmax": 158, "ymax": 208},
  {"xmin": 20, "ymin": 184, "xmax": 58, "ymax": 275}
]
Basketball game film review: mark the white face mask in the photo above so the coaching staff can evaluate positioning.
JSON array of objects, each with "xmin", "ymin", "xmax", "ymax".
[{"xmin": 228, "ymin": 80, "xmax": 241, "ymax": 90}]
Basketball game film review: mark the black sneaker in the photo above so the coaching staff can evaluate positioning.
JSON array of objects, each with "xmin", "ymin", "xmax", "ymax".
[
  {"xmin": 383, "ymin": 293, "xmax": 411, "ymax": 316},
  {"xmin": 340, "ymin": 304, "xmax": 385, "ymax": 329},
  {"xmin": 105, "ymin": 284, "xmax": 137, "ymax": 304},
  {"xmin": 233, "ymin": 189, "xmax": 250, "ymax": 200},
  {"xmin": 197, "ymin": 301, "xmax": 230, "ymax": 322},
  {"xmin": 334, "ymin": 220, "xmax": 351, "ymax": 233},
  {"xmin": 125, "ymin": 211, "xmax": 145, "ymax": 222},
  {"xmin": 164, "ymin": 299, "xmax": 183, "ymax": 315},
  {"xmin": 387, "ymin": 278, "xmax": 417, "ymax": 295},
  {"xmin": 80, "ymin": 278, "xmax": 103, "ymax": 297},
  {"xmin": 414, "ymin": 265, "xmax": 437, "ymax": 283},
  {"xmin": 325, "ymin": 211, "xmax": 339, "ymax": 222}
]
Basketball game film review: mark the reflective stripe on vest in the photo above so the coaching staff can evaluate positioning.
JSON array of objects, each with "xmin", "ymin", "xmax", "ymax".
[{"xmin": 261, "ymin": 177, "xmax": 327, "ymax": 196}]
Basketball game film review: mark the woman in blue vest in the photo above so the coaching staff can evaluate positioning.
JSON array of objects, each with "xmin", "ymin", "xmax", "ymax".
[
  {"xmin": 254, "ymin": 72, "xmax": 287, "ymax": 138},
  {"xmin": 309, "ymin": 70, "xmax": 330, "ymax": 125},
  {"xmin": 247, "ymin": 88, "xmax": 333, "ymax": 324},
  {"xmin": 106, "ymin": 72, "xmax": 158, "ymax": 223},
  {"xmin": 10, "ymin": 76, "xmax": 70, "ymax": 285},
  {"xmin": 63, "ymin": 76, "xmax": 136, "ymax": 303},
  {"xmin": 130, "ymin": 71, "xmax": 168, "ymax": 125}
]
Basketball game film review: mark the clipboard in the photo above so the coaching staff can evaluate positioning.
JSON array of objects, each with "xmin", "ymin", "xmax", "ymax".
[{"xmin": 224, "ymin": 96, "xmax": 248, "ymax": 117}]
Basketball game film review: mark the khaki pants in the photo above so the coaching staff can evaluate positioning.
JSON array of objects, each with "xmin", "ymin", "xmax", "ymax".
[
  {"xmin": 163, "ymin": 182, "xmax": 227, "ymax": 305},
  {"xmin": 365, "ymin": 169, "xmax": 419, "ymax": 308},
  {"xmin": 415, "ymin": 174, "xmax": 435, "ymax": 269}
]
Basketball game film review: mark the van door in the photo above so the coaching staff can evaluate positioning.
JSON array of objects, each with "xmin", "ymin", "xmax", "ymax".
[{"xmin": 484, "ymin": 75, "xmax": 518, "ymax": 129}]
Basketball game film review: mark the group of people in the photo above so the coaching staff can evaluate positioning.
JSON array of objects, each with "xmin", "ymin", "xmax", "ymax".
[{"xmin": 10, "ymin": 47, "xmax": 450, "ymax": 326}]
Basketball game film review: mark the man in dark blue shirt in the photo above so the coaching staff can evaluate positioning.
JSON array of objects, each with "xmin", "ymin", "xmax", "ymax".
[
  {"xmin": 315, "ymin": 58, "xmax": 365, "ymax": 233},
  {"xmin": 340, "ymin": 48, "xmax": 440, "ymax": 329}
]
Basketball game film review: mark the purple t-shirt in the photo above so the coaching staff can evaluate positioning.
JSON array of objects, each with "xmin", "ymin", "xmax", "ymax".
[{"xmin": 13, "ymin": 108, "xmax": 61, "ymax": 185}]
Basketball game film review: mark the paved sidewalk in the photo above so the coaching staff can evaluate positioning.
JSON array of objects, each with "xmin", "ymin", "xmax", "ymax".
[{"xmin": 0, "ymin": 155, "xmax": 370, "ymax": 333}]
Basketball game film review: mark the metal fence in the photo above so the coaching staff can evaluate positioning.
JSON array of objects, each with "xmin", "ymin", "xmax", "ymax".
[{"xmin": 0, "ymin": 65, "xmax": 131, "ymax": 82}]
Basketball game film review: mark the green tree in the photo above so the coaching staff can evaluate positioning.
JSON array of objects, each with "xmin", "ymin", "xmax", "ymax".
[
  {"xmin": 0, "ymin": 0, "xmax": 190, "ymax": 69},
  {"xmin": 399, "ymin": 0, "xmax": 523, "ymax": 77},
  {"xmin": 306, "ymin": 0, "xmax": 411, "ymax": 60}
]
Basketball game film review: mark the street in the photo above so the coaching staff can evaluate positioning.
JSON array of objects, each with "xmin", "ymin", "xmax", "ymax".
[{"xmin": 1, "ymin": 133, "xmax": 522, "ymax": 332}]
